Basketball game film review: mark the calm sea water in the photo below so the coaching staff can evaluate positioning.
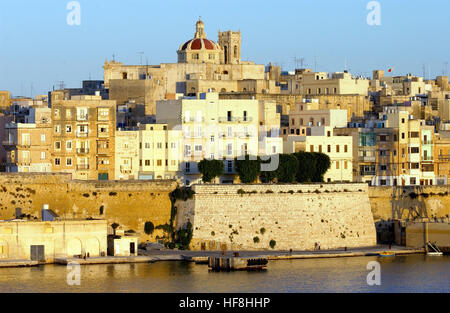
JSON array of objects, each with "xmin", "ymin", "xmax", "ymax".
[{"xmin": 0, "ymin": 255, "xmax": 448, "ymax": 293}]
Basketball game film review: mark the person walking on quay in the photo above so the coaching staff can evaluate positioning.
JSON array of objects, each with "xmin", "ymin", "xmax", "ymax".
[
  {"xmin": 318, "ymin": 242, "xmax": 321, "ymax": 251},
  {"xmin": 314, "ymin": 242, "xmax": 317, "ymax": 251}
]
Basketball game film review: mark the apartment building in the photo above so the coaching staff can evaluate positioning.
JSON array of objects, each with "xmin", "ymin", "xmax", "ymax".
[
  {"xmin": 115, "ymin": 124, "xmax": 182, "ymax": 180},
  {"xmin": 283, "ymin": 69, "xmax": 369, "ymax": 96},
  {"xmin": 3, "ymin": 107, "xmax": 52, "ymax": 173},
  {"xmin": 156, "ymin": 92, "xmax": 282, "ymax": 185},
  {"xmin": 284, "ymin": 125, "xmax": 353, "ymax": 182},
  {"xmin": 434, "ymin": 131, "xmax": 450, "ymax": 185},
  {"xmin": 51, "ymin": 95, "xmax": 116, "ymax": 180},
  {"xmin": 337, "ymin": 107, "xmax": 437, "ymax": 186}
]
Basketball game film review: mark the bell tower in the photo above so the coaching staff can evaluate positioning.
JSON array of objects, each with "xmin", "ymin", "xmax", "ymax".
[{"xmin": 218, "ymin": 30, "xmax": 241, "ymax": 64}]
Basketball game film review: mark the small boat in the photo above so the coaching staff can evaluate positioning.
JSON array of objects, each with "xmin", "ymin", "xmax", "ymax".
[
  {"xmin": 427, "ymin": 252, "xmax": 443, "ymax": 256},
  {"xmin": 378, "ymin": 252, "xmax": 395, "ymax": 257}
]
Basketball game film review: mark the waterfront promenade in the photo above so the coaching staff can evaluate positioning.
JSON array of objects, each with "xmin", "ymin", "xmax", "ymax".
[{"xmin": 0, "ymin": 245, "xmax": 423, "ymax": 268}]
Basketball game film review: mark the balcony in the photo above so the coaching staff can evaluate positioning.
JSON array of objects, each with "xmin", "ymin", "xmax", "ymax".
[
  {"xmin": 218, "ymin": 117, "xmax": 253, "ymax": 123},
  {"xmin": 76, "ymin": 164, "xmax": 89, "ymax": 170},
  {"xmin": 76, "ymin": 131, "xmax": 89, "ymax": 138},
  {"xmin": 120, "ymin": 165, "xmax": 132, "ymax": 173},
  {"xmin": 2, "ymin": 140, "xmax": 15, "ymax": 146},
  {"xmin": 422, "ymin": 140, "xmax": 432, "ymax": 145},
  {"xmin": 77, "ymin": 114, "xmax": 88, "ymax": 121},
  {"xmin": 358, "ymin": 156, "xmax": 376, "ymax": 162},
  {"xmin": 183, "ymin": 117, "xmax": 205, "ymax": 123},
  {"xmin": 97, "ymin": 147, "xmax": 111, "ymax": 155},
  {"xmin": 76, "ymin": 148, "xmax": 90, "ymax": 154},
  {"xmin": 422, "ymin": 155, "xmax": 433, "ymax": 161}
]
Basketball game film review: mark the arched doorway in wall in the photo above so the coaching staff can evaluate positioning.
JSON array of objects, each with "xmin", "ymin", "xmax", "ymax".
[
  {"xmin": 85, "ymin": 238, "xmax": 100, "ymax": 257},
  {"xmin": 221, "ymin": 88, "xmax": 226, "ymax": 92},
  {"xmin": 67, "ymin": 238, "xmax": 82, "ymax": 257}
]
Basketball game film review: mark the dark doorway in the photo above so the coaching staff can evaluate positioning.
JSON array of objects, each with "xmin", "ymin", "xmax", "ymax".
[
  {"xmin": 130, "ymin": 242, "xmax": 135, "ymax": 255},
  {"xmin": 30, "ymin": 245, "xmax": 45, "ymax": 262}
]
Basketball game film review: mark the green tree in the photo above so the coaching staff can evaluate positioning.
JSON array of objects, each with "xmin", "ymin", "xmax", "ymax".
[
  {"xmin": 235, "ymin": 155, "xmax": 261, "ymax": 183},
  {"xmin": 312, "ymin": 152, "xmax": 331, "ymax": 182},
  {"xmin": 198, "ymin": 159, "xmax": 224, "ymax": 183},
  {"xmin": 276, "ymin": 154, "xmax": 299, "ymax": 183},
  {"xmin": 294, "ymin": 151, "xmax": 316, "ymax": 183}
]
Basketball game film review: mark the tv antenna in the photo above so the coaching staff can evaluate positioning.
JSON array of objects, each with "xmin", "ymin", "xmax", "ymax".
[
  {"xmin": 137, "ymin": 51, "xmax": 144, "ymax": 65},
  {"xmin": 293, "ymin": 56, "xmax": 305, "ymax": 69}
]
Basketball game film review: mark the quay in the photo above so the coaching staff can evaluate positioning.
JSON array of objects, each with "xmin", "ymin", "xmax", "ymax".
[{"xmin": 0, "ymin": 259, "xmax": 40, "ymax": 268}]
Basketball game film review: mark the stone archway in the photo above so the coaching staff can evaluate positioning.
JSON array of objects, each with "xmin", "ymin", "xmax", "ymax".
[
  {"xmin": 67, "ymin": 238, "xmax": 82, "ymax": 257},
  {"xmin": 85, "ymin": 238, "xmax": 100, "ymax": 257}
]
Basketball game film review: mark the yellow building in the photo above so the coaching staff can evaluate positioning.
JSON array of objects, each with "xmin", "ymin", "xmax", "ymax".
[
  {"xmin": 156, "ymin": 92, "xmax": 282, "ymax": 185},
  {"xmin": 3, "ymin": 107, "xmax": 52, "ymax": 173},
  {"xmin": 51, "ymin": 94, "xmax": 116, "ymax": 180},
  {"xmin": 115, "ymin": 124, "xmax": 182, "ymax": 180},
  {"xmin": 0, "ymin": 218, "xmax": 107, "ymax": 262},
  {"xmin": 283, "ymin": 69, "xmax": 369, "ymax": 96},
  {"xmin": 284, "ymin": 126, "xmax": 353, "ymax": 182}
]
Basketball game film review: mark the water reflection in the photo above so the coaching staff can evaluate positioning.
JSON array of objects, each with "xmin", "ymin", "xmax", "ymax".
[{"xmin": 0, "ymin": 255, "xmax": 448, "ymax": 293}]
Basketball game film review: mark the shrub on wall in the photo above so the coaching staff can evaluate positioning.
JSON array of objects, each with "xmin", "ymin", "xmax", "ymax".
[
  {"xmin": 269, "ymin": 239, "xmax": 276, "ymax": 249},
  {"xmin": 275, "ymin": 154, "xmax": 299, "ymax": 183},
  {"xmin": 253, "ymin": 236, "xmax": 260, "ymax": 243},
  {"xmin": 198, "ymin": 159, "xmax": 224, "ymax": 183},
  {"xmin": 294, "ymin": 151, "xmax": 316, "ymax": 183},
  {"xmin": 144, "ymin": 221, "xmax": 155, "ymax": 235},
  {"xmin": 312, "ymin": 152, "xmax": 331, "ymax": 182},
  {"xmin": 234, "ymin": 155, "xmax": 261, "ymax": 183}
]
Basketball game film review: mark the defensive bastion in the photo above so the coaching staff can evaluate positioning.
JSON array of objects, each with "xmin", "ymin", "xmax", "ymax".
[
  {"xmin": 0, "ymin": 173, "xmax": 176, "ymax": 241},
  {"xmin": 175, "ymin": 183, "xmax": 378, "ymax": 251}
]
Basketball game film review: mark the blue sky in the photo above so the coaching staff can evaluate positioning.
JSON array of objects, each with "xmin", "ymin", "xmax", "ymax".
[{"xmin": 0, "ymin": 0, "xmax": 448, "ymax": 97}]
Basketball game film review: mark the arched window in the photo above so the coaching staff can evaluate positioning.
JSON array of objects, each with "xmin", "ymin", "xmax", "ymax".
[
  {"xmin": 233, "ymin": 45, "xmax": 238, "ymax": 58},
  {"xmin": 224, "ymin": 46, "xmax": 228, "ymax": 64}
]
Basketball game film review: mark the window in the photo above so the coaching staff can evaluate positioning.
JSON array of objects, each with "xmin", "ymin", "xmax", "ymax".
[
  {"xmin": 171, "ymin": 142, "xmax": 176, "ymax": 149},
  {"xmin": 336, "ymin": 162, "xmax": 339, "ymax": 169},
  {"xmin": 54, "ymin": 141, "xmax": 61, "ymax": 150},
  {"xmin": 157, "ymin": 143, "xmax": 162, "ymax": 149},
  {"xmin": 54, "ymin": 158, "xmax": 60, "ymax": 165},
  {"xmin": 327, "ymin": 145, "xmax": 331, "ymax": 153},
  {"xmin": 410, "ymin": 147, "xmax": 419, "ymax": 154},
  {"xmin": 227, "ymin": 144, "xmax": 233, "ymax": 156},
  {"xmin": 41, "ymin": 134, "xmax": 46, "ymax": 142},
  {"xmin": 344, "ymin": 145, "xmax": 348, "ymax": 153},
  {"xmin": 41, "ymin": 152, "xmax": 46, "ymax": 160},
  {"xmin": 54, "ymin": 125, "xmax": 61, "ymax": 134},
  {"xmin": 336, "ymin": 145, "xmax": 340, "ymax": 153},
  {"xmin": 401, "ymin": 133, "xmax": 405, "ymax": 139},
  {"xmin": 66, "ymin": 141, "xmax": 72, "ymax": 150},
  {"xmin": 66, "ymin": 109, "xmax": 71, "ymax": 118},
  {"xmin": 410, "ymin": 177, "xmax": 416, "ymax": 185},
  {"xmin": 327, "ymin": 131, "xmax": 331, "ymax": 137},
  {"xmin": 157, "ymin": 160, "xmax": 162, "ymax": 166},
  {"xmin": 227, "ymin": 111, "xmax": 232, "ymax": 122},
  {"xmin": 380, "ymin": 165, "xmax": 387, "ymax": 171},
  {"xmin": 272, "ymin": 146, "xmax": 277, "ymax": 153},
  {"xmin": 184, "ymin": 145, "xmax": 191, "ymax": 157},
  {"xmin": 185, "ymin": 162, "xmax": 190, "ymax": 173},
  {"xmin": 243, "ymin": 111, "xmax": 247, "ymax": 121},
  {"xmin": 210, "ymin": 136, "xmax": 215, "ymax": 142},
  {"xmin": 195, "ymin": 145, "xmax": 202, "ymax": 152},
  {"xmin": 310, "ymin": 145, "xmax": 314, "ymax": 152},
  {"xmin": 344, "ymin": 161, "xmax": 348, "ymax": 169},
  {"xmin": 145, "ymin": 160, "xmax": 150, "ymax": 166},
  {"xmin": 145, "ymin": 142, "xmax": 150, "ymax": 149},
  {"xmin": 66, "ymin": 158, "xmax": 72, "ymax": 166},
  {"xmin": 227, "ymin": 161, "xmax": 233, "ymax": 173},
  {"xmin": 65, "ymin": 125, "xmax": 72, "ymax": 133},
  {"xmin": 227, "ymin": 127, "xmax": 233, "ymax": 137}
]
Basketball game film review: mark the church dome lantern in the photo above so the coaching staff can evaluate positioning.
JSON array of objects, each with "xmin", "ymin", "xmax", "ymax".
[{"xmin": 177, "ymin": 18, "xmax": 222, "ymax": 64}]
